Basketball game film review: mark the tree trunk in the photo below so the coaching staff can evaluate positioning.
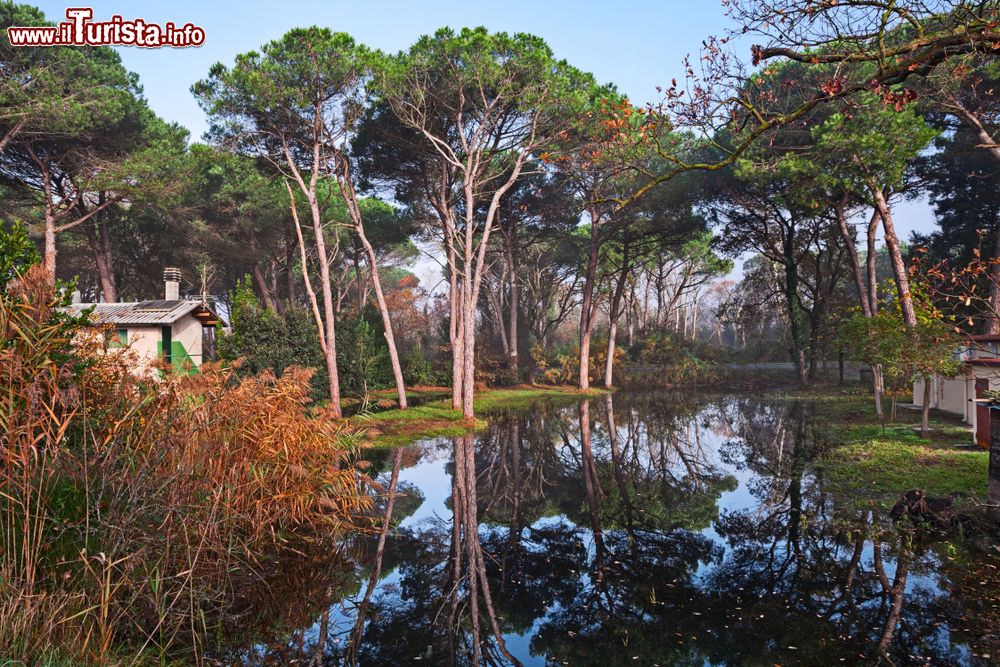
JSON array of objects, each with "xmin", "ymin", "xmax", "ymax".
[
  {"xmin": 834, "ymin": 201, "xmax": 871, "ymax": 317},
  {"xmin": 461, "ymin": 270, "xmax": 477, "ymax": 420},
  {"xmin": 42, "ymin": 168, "xmax": 57, "ymax": 278},
  {"xmin": 866, "ymin": 208, "xmax": 880, "ymax": 314},
  {"xmin": 285, "ymin": 224, "xmax": 298, "ymax": 307},
  {"xmin": 452, "ymin": 276, "xmax": 465, "ymax": 411},
  {"xmin": 353, "ymin": 241, "xmax": 365, "ymax": 312},
  {"xmin": 308, "ymin": 196, "xmax": 342, "ymax": 417},
  {"xmin": 355, "ymin": 221, "xmax": 408, "ymax": 409},
  {"xmin": 285, "ymin": 180, "xmax": 341, "ymax": 418},
  {"xmin": 86, "ymin": 221, "xmax": 117, "ymax": 302},
  {"xmin": 604, "ymin": 243, "xmax": 630, "ymax": 389},
  {"xmin": 251, "ymin": 264, "xmax": 278, "ymax": 311},
  {"xmin": 922, "ymin": 376, "xmax": 931, "ymax": 438},
  {"xmin": 782, "ymin": 235, "xmax": 808, "ymax": 386},
  {"xmin": 874, "ymin": 189, "xmax": 917, "ymax": 327},
  {"xmin": 507, "ymin": 242, "xmax": 520, "ymax": 379},
  {"xmin": 578, "ymin": 218, "xmax": 601, "ymax": 391}
]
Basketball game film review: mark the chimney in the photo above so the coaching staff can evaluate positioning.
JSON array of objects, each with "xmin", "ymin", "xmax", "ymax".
[{"xmin": 164, "ymin": 268, "xmax": 182, "ymax": 300}]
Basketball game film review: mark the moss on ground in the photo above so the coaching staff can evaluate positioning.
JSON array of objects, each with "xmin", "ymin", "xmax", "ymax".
[{"xmin": 354, "ymin": 385, "xmax": 607, "ymax": 448}]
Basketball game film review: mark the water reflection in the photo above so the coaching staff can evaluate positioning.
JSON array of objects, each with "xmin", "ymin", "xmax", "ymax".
[{"xmin": 225, "ymin": 393, "xmax": 999, "ymax": 666}]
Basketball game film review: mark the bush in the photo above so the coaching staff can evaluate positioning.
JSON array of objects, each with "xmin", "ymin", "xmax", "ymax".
[
  {"xmin": 218, "ymin": 276, "xmax": 328, "ymax": 398},
  {"xmin": 631, "ymin": 331, "xmax": 719, "ymax": 386},
  {"xmin": 402, "ymin": 346, "xmax": 436, "ymax": 386},
  {"xmin": 337, "ymin": 305, "xmax": 393, "ymax": 395},
  {"xmin": 529, "ymin": 338, "xmax": 623, "ymax": 385},
  {"xmin": 0, "ymin": 266, "xmax": 371, "ymax": 662}
]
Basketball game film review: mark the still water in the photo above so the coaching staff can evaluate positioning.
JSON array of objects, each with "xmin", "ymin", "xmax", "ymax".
[{"xmin": 224, "ymin": 392, "xmax": 1000, "ymax": 665}]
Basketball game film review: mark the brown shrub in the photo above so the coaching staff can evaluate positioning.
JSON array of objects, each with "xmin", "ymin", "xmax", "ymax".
[{"xmin": 0, "ymin": 266, "xmax": 372, "ymax": 663}]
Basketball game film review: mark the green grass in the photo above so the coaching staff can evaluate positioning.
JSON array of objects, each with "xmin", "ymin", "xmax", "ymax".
[
  {"xmin": 353, "ymin": 385, "xmax": 607, "ymax": 448},
  {"xmin": 803, "ymin": 388, "xmax": 990, "ymax": 509}
]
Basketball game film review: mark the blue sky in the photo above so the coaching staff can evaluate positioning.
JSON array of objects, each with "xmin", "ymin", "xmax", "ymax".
[{"xmin": 30, "ymin": 0, "xmax": 937, "ymax": 252}]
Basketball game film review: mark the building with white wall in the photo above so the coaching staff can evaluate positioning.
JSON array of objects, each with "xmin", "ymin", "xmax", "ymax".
[
  {"xmin": 66, "ymin": 268, "xmax": 224, "ymax": 375},
  {"xmin": 913, "ymin": 334, "xmax": 1000, "ymax": 447}
]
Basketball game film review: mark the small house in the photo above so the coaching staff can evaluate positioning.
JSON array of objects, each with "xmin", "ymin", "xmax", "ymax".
[
  {"xmin": 66, "ymin": 268, "xmax": 224, "ymax": 375},
  {"xmin": 913, "ymin": 333, "xmax": 1000, "ymax": 447}
]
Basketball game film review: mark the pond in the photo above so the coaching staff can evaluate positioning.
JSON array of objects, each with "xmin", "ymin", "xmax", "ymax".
[{"xmin": 220, "ymin": 392, "xmax": 1000, "ymax": 666}]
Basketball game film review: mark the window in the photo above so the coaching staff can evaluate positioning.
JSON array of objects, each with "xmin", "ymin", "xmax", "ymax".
[
  {"xmin": 106, "ymin": 328, "xmax": 127, "ymax": 348},
  {"xmin": 161, "ymin": 326, "xmax": 172, "ymax": 366}
]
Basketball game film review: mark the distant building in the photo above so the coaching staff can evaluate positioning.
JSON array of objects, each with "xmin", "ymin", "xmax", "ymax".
[
  {"xmin": 66, "ymin": 268, "xmax": 224, "ymax": 375},
  {"xmin": 913, "ymin": 333, "xmax": 1000, "ymax": 448}
]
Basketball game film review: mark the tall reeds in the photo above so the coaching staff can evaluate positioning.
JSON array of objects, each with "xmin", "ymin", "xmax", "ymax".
[{"xmin": 0, "ymin": 265, "xmax": 371, "ymax": 664}]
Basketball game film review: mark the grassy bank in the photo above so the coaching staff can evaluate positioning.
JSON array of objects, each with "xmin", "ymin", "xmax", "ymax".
[
  {"xmin": 353, "ymin": 385, "xmax": 609, "ymax": 448},
  {"xmin": 773, "ymin": 386, "xmax": 989, "ymax": 509}
]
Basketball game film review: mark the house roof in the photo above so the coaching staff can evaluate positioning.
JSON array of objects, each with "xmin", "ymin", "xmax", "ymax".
[
  {"xmin": 966, "ymin": 357, "xmax": 1000, "ymax": 367},
  {"xmin": 66, "ymin": 300, "xmax": 225, "ymax": 327}
]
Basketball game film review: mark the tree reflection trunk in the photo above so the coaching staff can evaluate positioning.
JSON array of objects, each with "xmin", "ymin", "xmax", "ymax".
[
  {"xmin": 579, "ymin": 401, "xmax": 607, "ymax": 590},
  {"xmin": 873, "ymin": 534, "xmax": 910, "ymax": 661},
  {"xmin": 605, "ymin": 395, "xmax": 636, "ymax": 545},
  {"xmin": 344, "ymin": 449, "xmax": 403, "ymax": 666},
  {"xmin": 450, "ymin": 434, "xmax": 522, "ymax": 666}
]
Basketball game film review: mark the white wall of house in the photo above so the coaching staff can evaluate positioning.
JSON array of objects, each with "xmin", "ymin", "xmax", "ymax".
[
  {"xmin": 124, "ymin": 326, "xmax": 162, "ymax": 375},
  {"xmin": 120, "ymin": 316, "xmax": 205, "ymax": 375},
  {"xmin": 172, "ymin": 316, "xmax": 204, "ymax": 369},
  {"xmin": 915, "ymin": 366, "xmax": 1000, "ymax": 435}
]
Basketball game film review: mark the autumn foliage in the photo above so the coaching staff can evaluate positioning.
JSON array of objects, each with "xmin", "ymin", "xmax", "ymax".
[{"xmin": 0, "ymin": 265, "xmax": 371, "ymax": 662}]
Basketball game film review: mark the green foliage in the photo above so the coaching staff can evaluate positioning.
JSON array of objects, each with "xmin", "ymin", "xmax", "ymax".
[
  {"xmin": 633, "ymin": 332, "xmax": 720, "ymax": 386},
  {"xmin": 402, "ymin": 346, "xmax": 437, "ymax": 387},
  {"xmin": 807, "ymin": 93, "xmax": 938, "ymax": 198},
  {"xmin": 218, "ymin": 277, "xmax": 327, "ymax": 398},
  {"xmin": 337, "ymin": 305, "xmax": 393, "ymax": 396},
  {"xmin": 0, "ymin": 221, "xmax": 39, "ymax": 289},
  {"xmin": 193, "ymin": 26, "xmax": 370, "ymax": 155},
  {"xmin": 838, "ymin": 288, "xmax": 961, "ymax": 388}
]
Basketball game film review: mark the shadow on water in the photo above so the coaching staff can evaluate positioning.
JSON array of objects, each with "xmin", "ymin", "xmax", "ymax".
[{"xmin": 212, "ymin": 392, "xmax": 1000, "ymax": 666}]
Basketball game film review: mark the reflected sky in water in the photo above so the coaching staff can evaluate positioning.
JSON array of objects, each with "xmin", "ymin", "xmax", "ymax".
[{"xmin": 217, "ymin": 392, "xmax": 1000, "ymax": 666}]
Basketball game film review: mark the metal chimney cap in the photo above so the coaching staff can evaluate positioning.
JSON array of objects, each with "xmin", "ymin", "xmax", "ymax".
[{"xmin": 163, "ymin": 268, "xmax": 182, "ymax": 282}]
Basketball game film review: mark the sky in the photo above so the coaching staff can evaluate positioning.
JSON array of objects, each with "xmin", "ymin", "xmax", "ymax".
[{"xmin": 30, "ymin": 0, "xmax": 938, "ymax": 280}]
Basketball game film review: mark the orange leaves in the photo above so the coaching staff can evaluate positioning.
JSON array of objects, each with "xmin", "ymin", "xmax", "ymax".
[{"xmin": 820, "ymin": 78, "xmax": 844, "ymax": 97}]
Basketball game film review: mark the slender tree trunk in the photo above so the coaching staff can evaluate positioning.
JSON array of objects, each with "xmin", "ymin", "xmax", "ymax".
[
  {"xmin": 308, "ymin": 195, "xmax": 342, "ymax": 417},
  {"xmin": 835, "ymin": 203, "xmax": 885, "ymax": 416},
  {"xmin": 834, "ymin": 202, "xmax": 871, "ymax": 317},
  {"xmin": 285, "ymin": 180, "xmax": 341, "ymax": 418},
  {"xmin": 452, "ymin": 272, "xmax": 465, "ymax": 410},
  {"xmin": 462, "ymin": 275, "xmax": 477, "ymax": 420},
  {"xmin": 873, "ymin": 189, "xmax": 917, "ymax": 327},
  {"xmin": 251, "ymin": 264, "xmax": 278, "ymax": 311},
  {"xmin": 488, "ymin": 283, "xmax": 510, "ymax": 357},
  {"xmin": 355, "ymin": 222, "xmax": 408, "ymax": 409},
  {"xmin": 579, "ymin": 217, "xmax": 601, "ymax": 391},
  {"xmin": 867, "ymin": 208, "xmax": 880, "ymax": 314},
  {"xmin": 353, "ymin": 242, "xmax": 365, "ymax": 312},
  {"xmin": 604, "ymin": 244, "xmax": 630, "ymax": 389},
  {"xmin": 285, "ymin": 224, "xmax": 298, "ymax": 306},
  {"xmin": 507, "ymin": 242, "xmax": 520, "ymax": 379},
  {"xmin": 85, "ymin": 222, "xmax": 116, "ymax": 302},
  {"xmin": 42, "ymin": 167, "xmax": 57, "ymax": 278},
  {"xmin": 782, "ymin": 235, "xmax": 808, "ymax": 386},
  {"xmin": 335, "ymin": 163, "xmax": 408, "ymax": 409}
]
